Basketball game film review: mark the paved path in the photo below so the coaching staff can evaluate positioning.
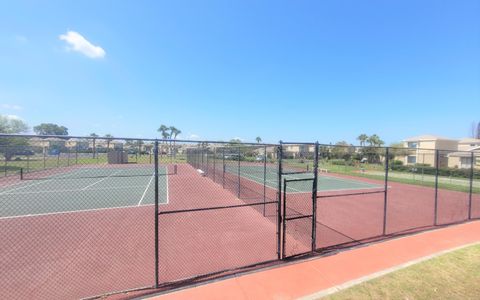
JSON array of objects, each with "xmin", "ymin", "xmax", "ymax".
[{"xmin": 148, "ymin": 220, "xmax": 480, "ymax": 300}]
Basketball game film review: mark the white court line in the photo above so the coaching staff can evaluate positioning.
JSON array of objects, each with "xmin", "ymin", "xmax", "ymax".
[
  {"xmin": 1, "ymin": 185, "xmax": 148, "ymax": 196},
  {"xmin": 234, "ymin": 170, "xmax": 384, "ymax": 194},
  {"xmin": 81, "ymin": 170, "xmax": 122, "ymax": 190},
  {"xmin": 138, "ymin": 174, "xmax": 154, "ymax": 206},
  {"xmin": 0, "ymin": 204, "xmax": 155, "ymax": 220},
  {"xmin": 0, "ymin": 168, "xmax": 91, "ymax": 195}
]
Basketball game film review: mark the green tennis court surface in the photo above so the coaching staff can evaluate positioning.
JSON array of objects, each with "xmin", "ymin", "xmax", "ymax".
[
  {"xmin": 225, "ymin": 165, "xmax": 383, "ymax": 193},
  {"xmin": 0, "ymin": 166, "xmax": 168, "ymax": 218}
]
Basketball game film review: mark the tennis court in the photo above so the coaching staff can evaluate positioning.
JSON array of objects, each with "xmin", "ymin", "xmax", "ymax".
[
  {"xmin": 0, "ymin": 165, "xmax": 169, "ymax": 218},
  {"xmin": 224, "ymin": 165, "xmax": 383, "ymax": 193}
]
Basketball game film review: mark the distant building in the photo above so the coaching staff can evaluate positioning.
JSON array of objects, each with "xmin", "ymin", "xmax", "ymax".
[
  {"xmin": 447, "ymin": 138, "xmax": 480, "ymax": 169},
  {"xmin": 400, "ymin": 135, "xmax": 458, "ymax": 167}
]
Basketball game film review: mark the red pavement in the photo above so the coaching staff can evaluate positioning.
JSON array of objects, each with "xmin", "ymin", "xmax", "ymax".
[{"xmin": 149, "ymin": 220, "xmax": 480, "ymax": 300}]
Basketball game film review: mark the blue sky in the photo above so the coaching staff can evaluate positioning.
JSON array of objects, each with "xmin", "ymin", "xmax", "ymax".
[{"xmin": 0, "ymin": 0, "xmax": 479, "ymax": 144}]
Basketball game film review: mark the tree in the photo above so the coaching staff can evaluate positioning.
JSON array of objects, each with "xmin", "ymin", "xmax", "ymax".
[
  {"xmin": 473, "ymin": 121, "xmax": 480, "ymax": 139},
  {"xmin": 104, "ymin": 134, "xmax": 114, "ymax": 151},
  {"xmin": 89, "ymin": 133, "xmax": 99, "ymax": 158},
  {"xmin": 33, "ymin": 123, "xmax": 68, "ymax": 135},
  {"xmin": 389, "ymin": 142, "xmax": 409, "ymax": 164},
  {"xmin": 0, "ymin": 115, "xmax": 29, "ymax": 161},
  {"xmin": 331, "ymin": 141, "xmax": 355, "ymax": 160},
  {"xmin": 157, "ymin": 125, "xmax": 170, "ymax": 155},
  {"xmin": 169, "ymin": 127, "xmax": 181, "ymax": 158},
  {"xmin": 256, "ymin": 136, "xmax": 262, "ymax": 143},
  {"xmin": 357, "ymin": 134, "xmax": 368, "ymax": 146}
]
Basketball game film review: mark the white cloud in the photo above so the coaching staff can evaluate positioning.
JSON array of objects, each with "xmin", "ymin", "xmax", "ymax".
[
  {"xmin": 15, "ymin": 35, "xmax": 28, "ymax": 44},
  {"xmin": 1, "ymin": 104, "xmax": 23, "ymax": 110},
  {"xmin": 188, "ymin": 134, "xmax": 200, "ymax": 139},
  {"xmin": 59, "ymin": 31, "xmax": 106, "ymax": 59},
  {"xmin": 5, "ymin": 115, "xmax": 22, "ymax": 120}
]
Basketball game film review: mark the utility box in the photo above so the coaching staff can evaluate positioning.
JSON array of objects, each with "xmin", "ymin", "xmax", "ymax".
[{"xmin": 107, "ymin": 150, "xmax": 128, "ymax": 164}]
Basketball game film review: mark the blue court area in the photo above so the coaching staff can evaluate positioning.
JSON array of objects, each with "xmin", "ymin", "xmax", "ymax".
[
  {"xmin": 224, "ymin": 165, "xmax": 382, "ymax": 193},
  {"xmin": 0, "ymin": 166, "xmax": 169, "ymax": 218}
]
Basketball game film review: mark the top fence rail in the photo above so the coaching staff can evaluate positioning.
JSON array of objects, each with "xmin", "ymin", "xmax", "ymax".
[{"xmin": 1, "ymin": 134, "xmax": 477, "ymax": 153}]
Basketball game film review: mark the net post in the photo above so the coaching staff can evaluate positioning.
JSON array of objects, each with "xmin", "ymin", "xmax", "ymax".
[
  {"xmin": 383, "ymin": 147, "xmax": 389, "ymax": 235},
  {"xmin": 434, "ymin": 149, "xmax": 439, "ymax": 225},
  {"xmin": 237, "ymin": 146, "xmax": 241, "ymax": 198},
  {"xmin": 277, "ymin": 141, "xmax": 283, "ymax": 259},
  {"xmin": 468, "ymin": 151, "xmax": 474, "ymax": 220},
  {"xmin": 174, "ymin": 164, "xmax": 177, "ymax": 175},
  {"xmin": 263, "ymin": 145, "xmax": 267, "ymax": 216},
  {"xmin": 154, "ymin": 140, "xmax": 159, "ymax": 288},
  {"xmin": 311, "ymin": 142, "xmax": 319, "ymax": 252},
  {"xmin": 20, "ymin": 168, "xmax": 23, "ymax": 180}
]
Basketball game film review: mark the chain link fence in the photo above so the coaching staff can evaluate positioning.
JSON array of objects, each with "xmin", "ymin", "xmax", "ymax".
[{"xmin": 1, "ymin": 134, "xmax": 479, "ymax": 299}]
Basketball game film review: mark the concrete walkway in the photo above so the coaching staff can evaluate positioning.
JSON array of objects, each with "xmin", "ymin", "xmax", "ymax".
[{"xmin": 149, "ymin": 221, "xmax": 480, "ymax": 300}]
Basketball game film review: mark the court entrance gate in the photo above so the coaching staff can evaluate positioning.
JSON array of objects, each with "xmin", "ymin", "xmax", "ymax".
[{"xmin": 279, "ymin": 142, "xmax": 319, "ymax": 259}]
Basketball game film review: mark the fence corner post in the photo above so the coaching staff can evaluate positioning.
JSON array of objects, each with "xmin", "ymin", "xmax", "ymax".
[
  {"xmin": 154, "ymin": 140, "xmax": 159, "ymax": 288},
  {"xmin": 383, "ymin": 147, "xmax": 389, "ymax": 235}
]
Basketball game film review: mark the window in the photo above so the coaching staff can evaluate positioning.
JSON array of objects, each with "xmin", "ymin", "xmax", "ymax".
[
  {"xmin": 460, "ymin": 157, "xmax": 472, "ymax": 169},
  {"xmin": 407, "ymin": 142, "xmax": 418, "ymax": 148},
  {"xmin": 407, "ymin": 155, "xmax": 417, "ymax": 164}
]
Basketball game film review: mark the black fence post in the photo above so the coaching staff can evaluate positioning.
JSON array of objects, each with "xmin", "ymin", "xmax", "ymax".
[
  {"xmin": 383, "ymin": 147, "xmax": 389, "ymax": 235},
  {"xmin": 281, "ymin": 177, "xmax": 287, "ymax": 259},
  {"xmin": 263, "ymin": 145, "xmax": 267, "ymax": 216},
  {"xmin": 4, "ymin": 151, "xmax": 7, "ymax": 176},
  {"xmin": 237, "ymin": 146, "xmax": 241, "ymax": 198},
  {"xmin": 92, "ymin": 138, "xmax": 96, "ymax": 159},
  {"xmin": 222, "ymin": 148, "xmax": 225, "ymax": 189},
  {"xmin": 311, "ymin": 142, "xmax": 319, "ymax": 252},
  {"xmin": 213, "ymin": 147, "xmax": 216, "ymax": 182},
  {"xmin": 206, "ymin": 147, "xmax": 209, "ymax": 176},
  {"xmin": 67, "ymin": 147, "xmax": 70, "ymax": 167},
  {"xmin": 434, "ymin": 149, "xmax": 439, "ymax": 226},
  {"xmin": 277, "ymin": 141, "xmax": 283, "ymax": 259},
  {"xmin": 468, "ymin": 151, "xmax": 474, "ymax": 220},
  {"xmin": 154, "ymin": 140, "xmax": 159, "ymax": 288}
]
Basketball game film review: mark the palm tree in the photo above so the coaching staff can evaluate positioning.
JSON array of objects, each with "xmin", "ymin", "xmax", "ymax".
[
  {"xmin": 170, "ymin": 127, "xmax": 181, "ymax": 158},
  {"xmin": 157, "ymin": 125, "xmax": 170, "ymax": 156},
  {"xmin": 89, "ymin": 133, "xmax": 99, "ymax": 158},
  {"xmin": 104, "ymin": 134, "xmax": 113, "ymax": 151},
  {"xmin": 256, "ymin": 136, "xmax": 262, "ymax": 143},
  {"xmin": 357, "ymin": 134, "xmax": 368, "ymax": 147}
]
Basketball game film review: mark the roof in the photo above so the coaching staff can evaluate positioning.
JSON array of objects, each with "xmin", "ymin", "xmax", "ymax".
[
  {"xmin": 448, "ymin": 146, "xmax": 480, "ymax": 157},
  {"xmin": 458, "ymin": 138, "xmax": 480, "ymax": 144},
  {"xmin": 403, "ymin": 135, "xmax": 458, "ymax": 142}
]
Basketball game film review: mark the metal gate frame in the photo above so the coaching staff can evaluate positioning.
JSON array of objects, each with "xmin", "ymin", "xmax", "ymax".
[{"xmin": 278, "ymin": 142, "xmax": 319, "ymax": 259}]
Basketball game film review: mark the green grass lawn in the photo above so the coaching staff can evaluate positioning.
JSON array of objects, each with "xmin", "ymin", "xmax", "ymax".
[
  {"xmin": 323, "ymin": 244, "xmax": 480, "ymax": 300},
  {"xmin": 282, "ymin": 159, "xmax": 480, "ymax": 194},
  {"xmin": 0, "ymin": 153, "xmax": 187, "ymax": 177}
]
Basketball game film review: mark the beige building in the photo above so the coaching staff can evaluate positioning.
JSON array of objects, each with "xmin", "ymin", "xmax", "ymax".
[
  {"xmin": 447, "ymin": 138, "xmax": 480, "ymax": 169},
  {"xmin": 400, "ymin": 135, "xmax": 458, "ymax": 167},
  {"xmin": 284, "ymin": 144, "xmax": 315, "ymax": 158}
]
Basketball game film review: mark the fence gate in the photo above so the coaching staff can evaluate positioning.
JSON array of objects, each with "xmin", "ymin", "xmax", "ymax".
[{"xmin": 281, "ymin": 177, "xmax": 316, "ymax": 258}]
